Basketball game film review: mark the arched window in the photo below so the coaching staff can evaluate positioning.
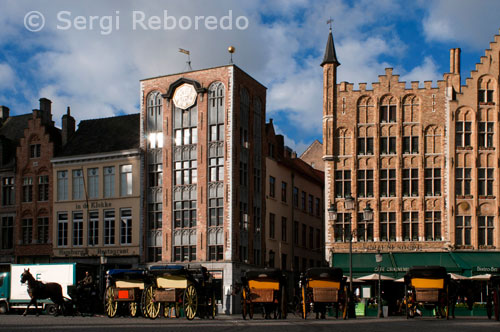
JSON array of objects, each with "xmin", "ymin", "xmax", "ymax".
[
  {"xmin": 335, "ymin": 128, "xmax": 352, "ymax": 156},
  {"xmin": 478, "ymin": 76, "xmax": 496, "ymax": 104},
  {"xmin": 208, "ymin": 82, "xmax": 225, "ymax": 141},
  {"xmin": 403, "ymin": 95, "xmax": 419, "ymax": 123},
  {"xmin": 455, "ymin": 109, "xmax": 473, "ymax": 148},
  {"xmin": 147, "ymin": 91, "xmax": 163, "ymax": 148},
  {"xmin": 357, "ymin": 97, "xmax": 374, "ymax": 124},
  {"xmin": 425, "ymin": 125, "xmax": 442, "ymax": 154},
  {"xmin": 380, "ymin": 95, "xmax": 397, "ymax": 123}
]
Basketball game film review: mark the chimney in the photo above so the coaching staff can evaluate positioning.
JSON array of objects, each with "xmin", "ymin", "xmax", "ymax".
[
  {"xmin": 62, "ymin": 106, "xmax": 75, "ymax": 146},
  {"xmin": 39, "ymin": 98, "xmax": 52, "ymax": 124},
  {"xmin": 449, "ymin": 48, "xmax": 455, "ymax": 73},
  {"xmin": 0, "ymin": 106, "xmax": 9, "ymax": 122},
  {"xmin": 454, "ymin": 48, "xmax": 461, "ymax": 74}
]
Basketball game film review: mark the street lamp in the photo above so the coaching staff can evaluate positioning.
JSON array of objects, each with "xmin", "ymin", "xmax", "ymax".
[
  {"xmin": 329, "ymin": 200, "xmax": 373, "ymax": 319},
  {"xmin": 375, "ymin": 249, "xmax": 383, "ymax": 318}
]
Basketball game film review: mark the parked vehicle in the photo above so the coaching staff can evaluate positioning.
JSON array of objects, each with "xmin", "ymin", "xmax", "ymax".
[
  {"xmin": 142, "ymin": 264, "xmax": 216, "ymax": 320},
  {"xmin": 0, "ymin": 264, "xmax": 75, "ymax": 315},
  {"xmin": 104, "ymin": 269, "xmax": 148, "ymax": 318},
  {"xmin": 240, "ymin": 269, "xmax": 287, "ymax": 319},
  {"xmin": 404, "ymin": 266, "xmax": 450, "ymax": 319},
  {"xmin": 300, "ymin": 267, "xmax": 348, "ymax": 319}
]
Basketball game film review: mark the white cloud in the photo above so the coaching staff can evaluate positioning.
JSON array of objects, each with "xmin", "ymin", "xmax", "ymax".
[
  {"xmin": 0, "ymin": 63, "xmax": 15, "ymax": 90},
  {"xmin": 399, "ymin": 57, "xmax": 441, "ymax": 88},
  {"xmin": 422, "ymin": 0, "xmax": 500, "ymax": 49}
]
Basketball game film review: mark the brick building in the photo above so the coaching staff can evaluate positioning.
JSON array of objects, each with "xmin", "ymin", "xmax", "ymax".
[
  {"xmin": 15, "ymin": 98, "xmax": 62, "ymax": 263},
  {"xmin": 323, "ymin": 28, "xmax": 500, "ymax": 276},
  {"xmin": 141, "ymin": 65, "xmax": 266, "ymax": 313},
  {"xmin": 0, "ymin": 107, "xmax": 31, "ymax": 263},
  {"xmin": 265, "ymin": 120, "xmax": 324, "ymax": 285}
]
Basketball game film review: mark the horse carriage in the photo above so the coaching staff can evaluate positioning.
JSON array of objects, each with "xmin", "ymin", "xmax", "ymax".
[
  {"xmin": 404, "ymin": 266, "xmax": 450, "ymax": 319},
  {"xmin": 300, "ymin": 267, "xmax": 348, "ymax": 319},
  {"xmin": 142, "ymin": 264, "xmax": 216, "ymax": 320},
  {"xmin": 487, "ymin": 274, "xmax": 500, "ymax": 320},
  {"xmin": 104, "ymin": 269, "xmax": 148, "ymax": 318},
  {"xmin": 240, "ymin": 269, "xmax": 287, "ymax": 319}
]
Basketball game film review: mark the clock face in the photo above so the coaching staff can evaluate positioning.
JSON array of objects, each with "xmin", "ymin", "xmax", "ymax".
[{"xmin": 173, "ymin": 83, "xmax": 197, "ymax": 109}]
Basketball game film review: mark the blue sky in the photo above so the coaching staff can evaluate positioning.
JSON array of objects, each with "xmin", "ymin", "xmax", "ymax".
[{"xmin": 0, "ymin": 0, "xmax": 499, "ymax": 154}]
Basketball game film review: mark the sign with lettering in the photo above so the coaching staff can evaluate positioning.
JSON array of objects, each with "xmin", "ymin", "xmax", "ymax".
[
  {"xmin": 55, "ymin": 246, "xmax": 139, "ymax": 257},
  {"xmin": 76, "ymin": 201, "xmax": 112, "ymax": 209},
  {"xmin": 362, "ymin": 243, "xmax": 423, "ymax": 252}
]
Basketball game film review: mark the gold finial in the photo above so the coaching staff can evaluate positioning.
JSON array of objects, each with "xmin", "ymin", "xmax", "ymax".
[{"xmin": 228, "ymin": 46, "xmax": 235, "ymax": 64}]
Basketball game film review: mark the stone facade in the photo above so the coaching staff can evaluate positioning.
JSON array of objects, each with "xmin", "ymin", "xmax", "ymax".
[{"xmin": 323, "ymin": 29, "xmax": 500, "ymax": 257}]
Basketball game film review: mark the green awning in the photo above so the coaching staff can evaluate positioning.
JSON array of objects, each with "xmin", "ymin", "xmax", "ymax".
[
  {"xmin": 332, "ymin": 253, "xmax": 397, "ymax": 278},
  {"xmin": 391, "ymin": 252, "xmax": 462, "ymax": 277},
  {"xmin": 332, "ymin": 252, "xmax": 464, "ymax": 278},
  {"xmin": 449, "ymin": 252, "xmax": 500, "ymax": 276}
]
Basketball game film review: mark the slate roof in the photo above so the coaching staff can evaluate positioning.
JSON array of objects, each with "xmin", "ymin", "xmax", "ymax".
[
  {"xmin": 59, "ymin": 113, "xmax": 140, "ymax": 157},
  {"xmin": 320, "ymin": 29, "xmax": 340, "ymax": 67},
  {"xmin": 0, "ymin": 114, "xmax": 32, "ymax": 143}
]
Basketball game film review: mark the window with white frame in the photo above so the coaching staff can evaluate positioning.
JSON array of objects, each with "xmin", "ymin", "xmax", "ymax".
[
  {"xmin": 104, "ymin": 166, "xmax": 115, "ymax": 198},
  {"xmin": 72, "ymin": 170, "xmax": 84, "ymax": 200},
  {"xmin": 120, "ymin": 165, "xmax": 133, "ymax": 196},
  {"xmin": 73, "ymin": 212, "xmax": 83, "ymax": 246},
  {"xmin": 104, "ymin": 210, "xmax": 115, "ymax": 245},
  {"xmin": 57, "ymin": 212, "xmax": 68, "ymax": 247},
  {"xmin": 88, "ymin": 211, "xmax": 99, "ymax": 246},
  {"xmin": 57, "ymin": 171, "xmax": 68, "ymax": 201},
  {"xmin": 88, "ymin": 168, "xmax": 99, "ymax": 199},
  {"xmin": 120, "ymin": 209, "xmax": 132, "ymax": 244}
]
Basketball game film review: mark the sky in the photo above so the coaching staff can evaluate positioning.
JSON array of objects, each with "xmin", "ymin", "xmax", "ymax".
[{"xmin": 0, "ymin": 0, "xmax": 499, "ymax": 155}]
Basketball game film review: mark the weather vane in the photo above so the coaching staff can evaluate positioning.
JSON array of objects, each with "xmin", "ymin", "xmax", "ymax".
[
  {"xmin": 327, "ymin": 17, "xmax": 333, "ymax": 31},
  {"xmin": 179, "ymin": 48, "xmax": 192, "ymax": 71}
]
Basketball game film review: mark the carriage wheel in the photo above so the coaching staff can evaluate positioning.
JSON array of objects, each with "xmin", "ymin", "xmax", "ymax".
[
  {"xmin": 249, "ymin": 302, "xmax": 254, "ymax": 319},
  {"xmin": 241, "ymin": 288, "xmax": 248, "ymax": 320},
  {"xmin": 143, "ymin": 285, "xmax": 160, "ymax": 319},
  {"xmin": 445, "ymin": 286, "xmax": 450, "ymax": 320},
  {"xmin": 105, "ymin": 287, "xmax": 118, "ymax": 318},
  {"xmin": 209, "ymin": 291, "xmax": 216, "ymax": 319},
  {"xmin": 129, "ymin": 302, "xmax": 138, "ymax": 317},
  {"xmin": 342, "ymin": 286, "xmax": 349, "ymax": 320},
  {"xmin": 301, "ymin": 286, "xmax": 309, "ymax": 320},
  {"xmin": 183, "ymin": 284, "xmax": 198, "ymax": 320}
]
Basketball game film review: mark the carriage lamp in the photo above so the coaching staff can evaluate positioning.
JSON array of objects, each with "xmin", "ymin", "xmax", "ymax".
[
  {"xmin": 344, "ymin": 194, "xmax": 355, "ymax": 211},
  {"xmin": 363, "ymin": 204, "xmax": 374, "ymax": 222},
  {"xmin": 328, "ymin": 203, "xmax": 337, "ymax": 221}
]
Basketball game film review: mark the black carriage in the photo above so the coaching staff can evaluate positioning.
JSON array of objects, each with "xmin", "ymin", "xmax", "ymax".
[
  {"xmin": 104, "ymin": 269, "xmax": 148, "ymax": 318},
  {"xmin": 240, "ymin": 269, "xmax": 287, "ymax": 319},
  {"xmin": 404, "ymin": 266, "xmax": 450, "ymax": 319},
  {"xmin": 487, "ymin": 274, "xmax": 500, "ymax": 320},
  {"xmin": 300, "ymin": 267, "xmax": 348, "ymax": 319},
  {"xmin": 142, "ymin": 264, "xmax": 216, "ymax": 320}
]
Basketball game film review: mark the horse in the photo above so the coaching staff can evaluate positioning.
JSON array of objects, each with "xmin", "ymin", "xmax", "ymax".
[
  {"xmin": 20, "ymin": 268, "xmax": 65, "ymax": 316},
  {"xmin": 447, "ymin": 279, "xmax": 475, "ymax": 318}
]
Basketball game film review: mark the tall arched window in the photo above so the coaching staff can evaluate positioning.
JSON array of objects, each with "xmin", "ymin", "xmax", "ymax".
[
  {"xmin": 357, "ymin": 97, "xmax": 374, "ymax": 124},
  {"xmin": 403, "ymin": 95, "xmax": 419, "ymax": 123},
  {"xmin": 425, "ymin": 125, "xmax": 442, "ymax": 154},
  {"xmin": 147, "ymin": 91, "xmax": 163, "ymax": 148},
  {"xmin": 380, "ymin": 95, "xmax": 397, "ymax": 123},
  {"xmin": 208, "ymin": 82, "xmax": 225, "ymax": 141}
]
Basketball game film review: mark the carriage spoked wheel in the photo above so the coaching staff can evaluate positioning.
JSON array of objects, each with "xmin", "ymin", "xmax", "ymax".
[
  {"xmin": 105, "ymin": 287, "xmax": 118, "ymax": 318},
  {"xmin": 183, "ymin": 284, "xmax": 198, "ymax": 320},
  {"xmin": 143, "ymin": 285, "xmax": 160, "ymax": 319},
  {"xmin": 301, "ymin": 286, "xmax": 309, "ymax": 320},
  {"xmin": 342, "ymin": 286, "xmax": 349, "ymax": 320},
  {"xmin": 129, "ymin": 302, "xmax": 138, "ymax": 317},
  {"xmin": 241, "ymin": 288, "xmax": 248, "ymax": 320}
]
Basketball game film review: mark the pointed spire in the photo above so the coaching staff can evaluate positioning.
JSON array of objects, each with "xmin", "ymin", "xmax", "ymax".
[{"xmin": 321, "ymin": 28, "xmax": 340, "ymax": 67}]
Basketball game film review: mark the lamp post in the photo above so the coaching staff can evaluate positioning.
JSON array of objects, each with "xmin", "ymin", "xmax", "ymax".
[
  {"xmin": 375, "ymin": 249, "xmax": 383, "ymax": 318},
  {"xmin": 328, "ymin": 199, "xmax": 373, "ymax": 319}
]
